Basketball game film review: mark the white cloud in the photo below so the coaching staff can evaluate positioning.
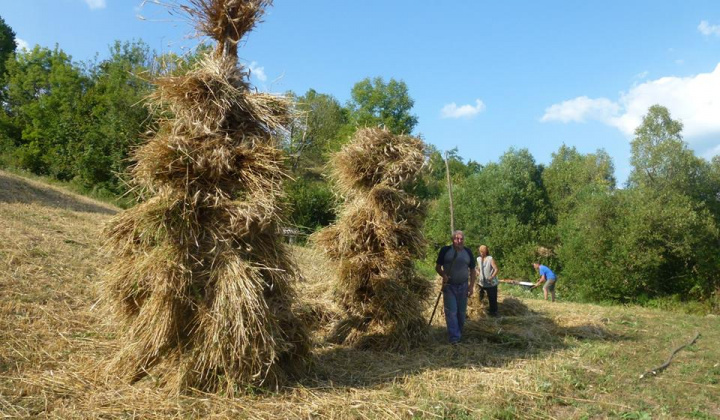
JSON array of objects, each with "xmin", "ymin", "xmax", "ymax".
[
  {"xmin": 541, "ymin": 96, "xmax": 619, "ymax": 124},
  {"xmin": 84, "ymin": 0, "xmax": 107, "ymax": 10},
  {"xmin": 440, "ymin": 99, "xmax": 486, "ymax": 119},
  {"xmin": 15, "ymin": 38, "xmax": 29, "ymax": 51},
  {"xmin": 248, "ymin": 61, "xmax": 267, "ymax": 82},
  {"xmin": 698, "ymin": 20, "xmax": 720, "ymax": 36},
  {"xmin": 541, "ymin": 64, "xmax": 720, "ymax": 157}
]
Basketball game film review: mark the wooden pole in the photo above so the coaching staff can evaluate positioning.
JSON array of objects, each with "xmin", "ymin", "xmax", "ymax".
[
  {"xmin": 429, "ymin": 151, "xmax": 455, "ymax": 328},
  {"xmin": 444, "ymin": 151, "xmax": 455, "ymax": 236}
]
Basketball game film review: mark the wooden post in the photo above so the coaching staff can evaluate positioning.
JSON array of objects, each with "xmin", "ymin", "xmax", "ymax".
[{"xmin": 444, "ymin": 151, "xmax": 455, "ymax": 236}]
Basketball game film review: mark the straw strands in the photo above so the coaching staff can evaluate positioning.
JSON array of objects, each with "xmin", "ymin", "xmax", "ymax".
[
  {"xmin": 4, "ymin": 180, "xmax": 707, "ymax": 418},
  {"xmin": 469, "ymin": 296, "xmax": 532, "ymax": 320},
  {"xmin": 186, "ymin": 0, "xmax": 271, "ymax": 57},
  {"xmin": 101, "ymin": 0, "xmax": 309, "ymax": 394},
  {"xmin": 314, "ymin": 127, "xmax": 430, "ymax": 351}
]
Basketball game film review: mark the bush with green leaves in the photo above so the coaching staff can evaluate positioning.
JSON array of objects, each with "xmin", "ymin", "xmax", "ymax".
[
  {"xmin": 285, "ymin": 178, "xmax": 336, "ymax": 234},
  {"xmin": 425, "ymin": 148, "xmax": 552, "ymax": 278},
  {"xmin": 0, "ymin": 41, "xmax": 152, "ymax": 194},
  {"xmin": 557, "ymin": 106, "xmax": 720, "ymax": 302}
]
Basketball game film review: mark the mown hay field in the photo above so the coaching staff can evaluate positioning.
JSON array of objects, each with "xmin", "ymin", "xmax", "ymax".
[{"xmin": 1, "ymin": 170, "xmax": 718, "ymax": 419}]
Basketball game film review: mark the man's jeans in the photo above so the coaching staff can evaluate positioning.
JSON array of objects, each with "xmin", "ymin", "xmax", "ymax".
[{"xmin": 443, "ymin": 282, "xmax": 468, "ymax": 343}]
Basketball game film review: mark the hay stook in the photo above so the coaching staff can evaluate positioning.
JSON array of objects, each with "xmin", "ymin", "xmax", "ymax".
[
  {"xmin": 314, "ymin": 127, "xmax": 431, "ymax": 351},
  {"xmin": 102, "ymin": 0, "xmax": 309, "ymax": 394}
]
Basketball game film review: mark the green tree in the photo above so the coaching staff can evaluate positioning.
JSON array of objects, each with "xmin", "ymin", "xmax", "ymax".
[
  {"xmin": 281, "ymin": 89, "xmax": 349, "ymax": 232},
  {"xmin": 81, "ymin": 40, "xmax": 153, "ymax": 192},
  {"xmin": 285, "ymin": 178, "xmax": 336, "ymax": 233},
  {"xmin": 425, "ymin": 148, "xmax": 552, "ymax": 277},
  {"xmin": 0, "ymin": 15, "xmax": 16, "ymax": 79},
  {"xmin": 558, "ymin": 106, "xmax": 720, "ymax": 302},
  {"xmin": 628, "ymin": 105, "xmax": 705, "ymax": 195},
  {"xmin": 709, "ymin": 156, "xmax": 720, "ymax": 222},
  {"xmin": 543, "ymin": 144, "xmax": 615, "ymax": 217},
  {"xmin": 555, "ymin": 188, "xmax": 621, "ymax": 300},
  {"xmin": 348, "ymin": 77, "xmax": 418, "ymax": 135},
  {"xmin": 614, "ymin": 189, "xmax": 718, "ymax": 300},
  {"xmin": 286, "ymin": 89, "xmax": 349, "ymax": 173},
  {"xmin": 628, "ymin": 104, "xmax": 720, "ymax": 225},
  {"xmin": 4, "ymin": 45, "xmax": 89, "ymax": 178},
  {"xmin": 623, "ymin": 106, "xmax": 720, "ymax": 300},
  {"xmin": 0, "ymin": 17, "xmax": 18, "ymax": 161}
]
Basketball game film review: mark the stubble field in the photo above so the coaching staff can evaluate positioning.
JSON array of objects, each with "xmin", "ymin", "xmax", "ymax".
[{"xmin": 1, "ymin": 170, "xmax": 718, "ymax": 419}]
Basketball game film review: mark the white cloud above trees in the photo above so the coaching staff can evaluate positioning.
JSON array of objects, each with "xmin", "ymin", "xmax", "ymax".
[
  {"xmin": 541, "ymin": 63, "xmax": 720, "ymax": 156},
  {"xmin": 440, "ymin": 99, "xmax": 486, "ymax": 119},
  {"xmin": 541, "ymin": 97, "xmax": 619, "ymax": 124}
]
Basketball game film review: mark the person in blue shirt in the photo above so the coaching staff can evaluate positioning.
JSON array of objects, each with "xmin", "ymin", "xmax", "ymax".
[{"xmin": 531, "ymin": 262, "xmax": 557, "ymax": 302}]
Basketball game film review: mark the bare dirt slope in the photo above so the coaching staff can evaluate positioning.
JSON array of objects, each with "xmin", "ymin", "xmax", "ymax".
[{"xmin": 1, "ymin": 170, "xmax": 718, "ymax": 418}]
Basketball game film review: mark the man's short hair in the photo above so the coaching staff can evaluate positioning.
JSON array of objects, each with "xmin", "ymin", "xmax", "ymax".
[{"xmin": 452, "ymin": 230, "xmax": 464, "ymax": 239}]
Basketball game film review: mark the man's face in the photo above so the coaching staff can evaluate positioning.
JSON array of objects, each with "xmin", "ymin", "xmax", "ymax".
[{"xmin": 452, "ymin": 233, "xmax": 464, "ymax": 248}]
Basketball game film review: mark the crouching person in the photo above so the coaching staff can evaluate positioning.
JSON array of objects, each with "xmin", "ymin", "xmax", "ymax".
[{"xmin": 531, "ymin": 262, "xmax": 557, "ymax": 302}]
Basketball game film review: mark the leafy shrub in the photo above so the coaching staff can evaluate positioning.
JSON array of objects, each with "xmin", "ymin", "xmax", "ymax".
[{"xmin": 285, "ymin": 178, "xmax": 336, "ymax": 233}]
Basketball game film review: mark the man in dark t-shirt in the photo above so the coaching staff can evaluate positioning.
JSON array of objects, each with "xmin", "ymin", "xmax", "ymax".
[{"xmin": 435, "ymin": 230, "xmax": 476, "ymax": 344}]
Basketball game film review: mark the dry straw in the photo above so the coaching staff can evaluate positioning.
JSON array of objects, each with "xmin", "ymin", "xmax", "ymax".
[
  {"xmin": 101, "ymin": 0, "xmax": 309, "ymax": 394},
  {"xmin": 313, "ymin": 127, "xmax": 431, "ymax": 351}
]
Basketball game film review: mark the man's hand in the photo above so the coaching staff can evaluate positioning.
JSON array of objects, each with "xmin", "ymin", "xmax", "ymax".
[
  {"xmin": 467, "ymin": 287, "xmax": 473, "ymax": 298},
  {"xmin": 435, "ymin": 264, "xmax": 447, "ymax": 288}
]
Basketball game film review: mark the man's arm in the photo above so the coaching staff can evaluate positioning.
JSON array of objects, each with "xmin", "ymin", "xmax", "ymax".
[
  {"xmin": 532, "ymin": 274, "xmax": 546, "ymax": 289},
  {"xmin": 435, "ymin": 264, "xmax": 448, "ymax": 286},
  {"xmin": 468, "ymin": 267, "xmax": 477, "ymax": 297}
]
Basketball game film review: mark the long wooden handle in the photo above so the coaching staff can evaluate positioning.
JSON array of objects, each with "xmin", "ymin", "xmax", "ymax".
[{"xmin": 428, "ymin": 290, "xmax": 443, "ymax": 326}]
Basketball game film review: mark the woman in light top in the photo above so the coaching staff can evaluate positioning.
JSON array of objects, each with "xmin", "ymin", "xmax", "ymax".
[{"xmin": 476, "ymin": 245, "xmax": 499, "ymax": 317}]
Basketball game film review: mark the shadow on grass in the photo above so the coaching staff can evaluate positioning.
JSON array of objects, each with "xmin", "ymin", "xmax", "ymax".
[
  {"xmin": 303, "ymin": 297, "xmax": 625, "ymax": 389},
  {"xmin": 0, "ymin": 172, "xmax": 117, "ymax": 215}
]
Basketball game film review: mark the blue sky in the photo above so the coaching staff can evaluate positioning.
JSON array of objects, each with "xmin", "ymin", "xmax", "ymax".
[{"xmin": 3, "ymin": 1, "xmax": 720, "ymax": 184}]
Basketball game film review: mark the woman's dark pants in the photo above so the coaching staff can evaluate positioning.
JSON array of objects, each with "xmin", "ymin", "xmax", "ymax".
[{"xmin": 481, "ymin": 285, "xmax": 498, "ymax": 316}]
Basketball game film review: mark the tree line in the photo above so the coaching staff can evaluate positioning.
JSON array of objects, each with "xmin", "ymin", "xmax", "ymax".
[
  {"xmin": 0, "ymin": 16, "xmax": 718, "ymax": 308},
  {"xmin": 426, "ymin": 108, "xmax": 720, "ymax": 305}
]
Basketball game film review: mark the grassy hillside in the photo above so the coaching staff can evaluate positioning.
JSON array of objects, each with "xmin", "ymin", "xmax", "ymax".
[{"xmin": 1, "ymin": 170, "xmax": 718, "ymax": 419}]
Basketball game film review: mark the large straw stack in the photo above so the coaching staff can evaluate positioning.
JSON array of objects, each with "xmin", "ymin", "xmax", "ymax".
[
  {"xmin": 101, "ymin": 0, "xmax": 309, "ymax": 394},
  {"xmin": 314, "ymin": 127, "xmax": 430, "ymax": 351}
]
